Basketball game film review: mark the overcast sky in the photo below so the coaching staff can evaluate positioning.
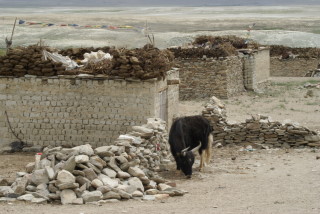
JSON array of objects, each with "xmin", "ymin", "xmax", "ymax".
[{"xmin": 0, "ymin": 0, "xmax": 320, "ymax": 7}]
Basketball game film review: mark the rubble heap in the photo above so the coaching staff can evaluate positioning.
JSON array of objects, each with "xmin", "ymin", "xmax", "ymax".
[
  {"xmin": 0, "ymin": 118, "xmax": 185, "ymax": 205},
  {"xmin": 203, "ymin": 96, "xmax": 320, "ymax": 148},
  {"xmin": 0, "ymin": 45, "xmax": 65, "ymax": 77}
]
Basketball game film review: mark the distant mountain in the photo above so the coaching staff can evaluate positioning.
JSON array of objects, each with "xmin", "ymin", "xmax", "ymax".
[{"xmin": 0, "ymin": 0, "xmax": 319, "ymax": 7}]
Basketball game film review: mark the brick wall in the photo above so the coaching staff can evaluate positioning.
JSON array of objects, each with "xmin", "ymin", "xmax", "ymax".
[
  {"xmin": 0, "ymin": 70, "xmax": 178, "ymax": 148},
  {"xmin": 270, "ymin": 57, "xmax": 318, "ymax": 77}
]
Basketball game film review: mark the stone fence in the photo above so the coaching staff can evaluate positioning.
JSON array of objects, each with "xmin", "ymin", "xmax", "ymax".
[
  {"xmin": 270, "ymin": 57, "xmax": 319, "ymax": 77},
  {"xmin": 203, "ymin": 96, "xmax": 320, "ymax": 148},
  {"xmin": 176, "ymin": 56, "xmax": 245, "ymax": 100}
]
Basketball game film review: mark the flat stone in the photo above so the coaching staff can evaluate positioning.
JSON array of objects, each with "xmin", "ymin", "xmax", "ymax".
[
  {"xmin": 128, "ymin": 167, "xmax": 145, "ymax": 177},
  {"xmin": 45, "ymin": 166, "xmax": 56, "ymax": 180},
  {"xmin": 16, "ymin": 172, "xmax": 27, "ymax": 177},
  {"xmin": 31, "ymin": 197, "xmax": 47, "ymax": 204},
  {"xmin": 158, "ymin": 183, "xmax": 171, "ymax": 191},
  {"xmin": 82, "ymin": 190, "xmax": 102, "ymax": 203},
  {"xmin": 72, "ymin": 144, "xmax": 94, "ymax": 156},
  {"xmin": 97, "ymin": 185, "xmax": 112, "ymax": 194},
  {"xmin": 58, "ymin": 182, "xmax": 79, "ymax": 190},
  {"xmin": 128, "ymin": 177, "xmax": 144, "ymax": 192},
  {"xmin": 102, "ymin": 168, "xmax": 117, "ymax": 178},
  {"xmin": 60, "ymin": 189, "xmax": 77, "ymax": 205},
  {"xmin": 131, "ymin": 126, "xmax": 154, "ymax": 138},
  {"xmin": 108, "ymin": 157, "xmax": 122, "ymax": 172},
  {"xmin": 83, "ymin": 168, "xmax": 98, "ymax": 181},
  {"xmin": 63, "ymin": 156, "xmax": 76, "ymax": 172},
  {"xmin": 132, "ymin": 191, "xmax": 143, "ymax": 197},
  {"xmin": 17, "ymin": 193, "xmax": 34, "ymax": 201},
  {"xmin": 11, "ymin": 176, "xmax": 28, "ymax": 195},
  {"xmin": 90, "ymin": 156, "xmax": 107, "ymax": 170},
  {"xmin": 57, "ymin": 170, "xmax": 75, "ymax": 185},
  {"xmin": 155, "ymin": 193, "xmax": 170, "ymax": 200},
  {"xmin": 75, "ymin": 176, "xmax": 91, "ymax": 189},
  {"xmin": 94, "ymin": 146, "xmax": 115, "ymax": 158},
  {"xmin": 31, "ymin": 169, "xmax": 49, "ymax": 186},
  {"xmin": 114, "ymin": 189, "xmax": 131, "ymax": 199},
  {"xmin": 117, "ymin": 171, "xmax": 131, "ymax": 179},
  {"xmin": 75, "ymin": 155, "xmax": 89, "ymax": 164},
  {"xmin": 91, "ymin": 179, "xmax": 104, "ymax": 188},
  {"xmin": 26, "ymin": 185, "xmax": 37, "ymax": 192},
  {"xmin": 72, "ymin": 170, "xmax": 85, "ymax": 177},
  {"xmin": 98, "ymin": 174, "xmax": 118, "ymax": 188},
  {"xmin": 146, "ymin": 189, "xmax": 158, "ymax": 195},
  {"xmin": 102, "ymin": 191, "xmax": 121, "ymax": 200},
  {"xmin": 72, "ymin": 198, "xmax": 84, "ymax": 205}
]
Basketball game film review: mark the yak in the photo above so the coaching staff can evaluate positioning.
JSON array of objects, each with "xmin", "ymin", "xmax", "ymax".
[{"xmin": 168, "ymin": 115, "xmax": 213, "ymax": 178}]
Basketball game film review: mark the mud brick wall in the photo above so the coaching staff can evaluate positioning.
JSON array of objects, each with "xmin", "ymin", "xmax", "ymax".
[
  {"xmin": 270, "ymin": 57, "xmax": 319, "ymax": 77},
  {"xmin": 0, "ymin": 70, "xmax": 178, "ymax": 148},
  {"xmin": 176, "ymin": 56, "xmax": 244, "ymax": 100}
]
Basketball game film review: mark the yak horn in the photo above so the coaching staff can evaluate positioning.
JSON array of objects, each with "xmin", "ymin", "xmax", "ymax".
[
  {"xmin": 191, "ymin": 142, "xmax": 202, "ymax": 153},
  {"xmin": 181, "ymin": 147, "xmax": 190, "ymax": 154}
]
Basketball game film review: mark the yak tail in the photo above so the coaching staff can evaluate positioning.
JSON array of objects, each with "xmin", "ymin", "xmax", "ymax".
[
  {"xmin": 200, "ymin": 133, "xmax": 213, "ymax": 171},
  {"xmin": 205, "ymin": 133, "xmax": 213, "ymax": 165}
]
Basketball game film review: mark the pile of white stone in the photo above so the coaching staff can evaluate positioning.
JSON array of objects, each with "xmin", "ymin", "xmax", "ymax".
[{"xmin": 0, "ymin": 118, "xmax": 186, "ymax": 205}]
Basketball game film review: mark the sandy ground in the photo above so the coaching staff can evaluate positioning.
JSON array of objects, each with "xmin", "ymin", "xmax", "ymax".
[
  {"xmin": 1, "ymin": 6, "xmax": 320, "ymax": 49},
  {"xmin": 1, "ymin": 77, "xmax": 320, "ymax": 214}
]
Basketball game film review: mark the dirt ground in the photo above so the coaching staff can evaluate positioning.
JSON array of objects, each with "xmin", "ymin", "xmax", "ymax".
[{"xmin": 1, "ymin": 77, "xmax": 320, "ymax": 214}]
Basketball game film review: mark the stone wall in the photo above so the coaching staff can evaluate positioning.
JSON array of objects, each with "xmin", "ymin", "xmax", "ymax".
[
  {"xmin": 270, "ymin": 57, "xmax": 319, "ymax": 77},
  {"xmin": 0, "ymin": 70, "xmax": 179, "ymax": 148},
  {"xmin": 203, "ymin": 96, "xmax": 320, "ymax": 148},
  {"xmin": 242, "ymin": 48, "xmax": 270, "ymax": 91},
  {"xmin": 176, "ymin": 56, "xmax": 245, "ymax": 100}
]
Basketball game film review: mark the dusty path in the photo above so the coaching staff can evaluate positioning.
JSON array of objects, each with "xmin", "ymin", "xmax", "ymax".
[{"xmin": 1, "ymin": 148, "xmax": 320, "ymax": 214}]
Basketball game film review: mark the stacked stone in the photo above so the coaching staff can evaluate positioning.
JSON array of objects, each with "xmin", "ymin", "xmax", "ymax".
[
  {"xmin": 203, "ymin": 96, "xmax": 320, "ymax": 148},
  {"xmin": 0, "ymin": 118, "xmax": 185, "ymax": 205},
  {"xmin": 0, "ymin": 45, "xmax": 65, "ymax": 77}
]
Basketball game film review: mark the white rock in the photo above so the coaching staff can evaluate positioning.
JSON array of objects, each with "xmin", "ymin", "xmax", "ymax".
[
  {"xmin": 31, "ymin": 198, "xmax": 47, "ymax": 204},
  {"xmin": 57, "ymin": 170, "xmax": 75, "ymax": 185},
  {"xmin": 75, "ymin": 155, "xmax": 89, "ymax": 164},
  {"xmin": 91, "ymin": 179, "xmax": 104, "ymax": 188},
  {"xmin": 98, "ymin": 174, "xmax": 118, "ymax": 188},
  {"xmin": 102, "ymin": 168, "xmax": 117, "ymax": 178},
  {"xmin": 117, "ymin": 171, "xmax": 131, "ymax": 179},
  {"xmin": 128, "ymin": 177, "xmax": 144, "ymax": 192},
  {"xmin": 132, "ymin": 191, "xmax": 143, "ymax": 197},
  {"xmin": 60, "ymin": 189, "xmax": 77, "ymax": 205},
  {"xmin": 82, "ymin": 191, "xmax": 102, "ymax": 203},
  {"xmin": 158, "ymin": 183, "xmax": 171, "ymax": 191},
  {"xmin": 17, "ymin": 194, "xmax": 34, "ymax": 201},
  {"xmin": 72, "ymin": 144, "xmax": 94, "ymax": 156},
  {"xmin": 45, "ymin": 166, "xmax": 55, "ymax": 180},
  {"xmin": 128, "ymin": 167, "xmax": 145, "ymax": 177},
  {"xmin": 31, "ymin": 169, "xmax": 49, "ymax": 185}
]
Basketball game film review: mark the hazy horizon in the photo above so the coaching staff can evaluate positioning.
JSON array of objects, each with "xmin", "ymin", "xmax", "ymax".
[{"xmin": 0, "ymin": 0, "xmax": 320, "ymax": 7}]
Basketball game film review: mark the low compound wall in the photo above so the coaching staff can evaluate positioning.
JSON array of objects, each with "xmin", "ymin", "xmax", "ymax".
[
  {"xmin": 203, "ymin": 96, "xmax": 320, "ymax": 148},
  {"xmin": 176, "ymin": 56, "xmax": 245, "ymax": 100},
  {"xmin": 0, "ymin": 70, "xmax": 179, "ymax": 149},
  {"xmin": 270, "ymin": 57, "xmax": 319, "ymax": 77}
]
